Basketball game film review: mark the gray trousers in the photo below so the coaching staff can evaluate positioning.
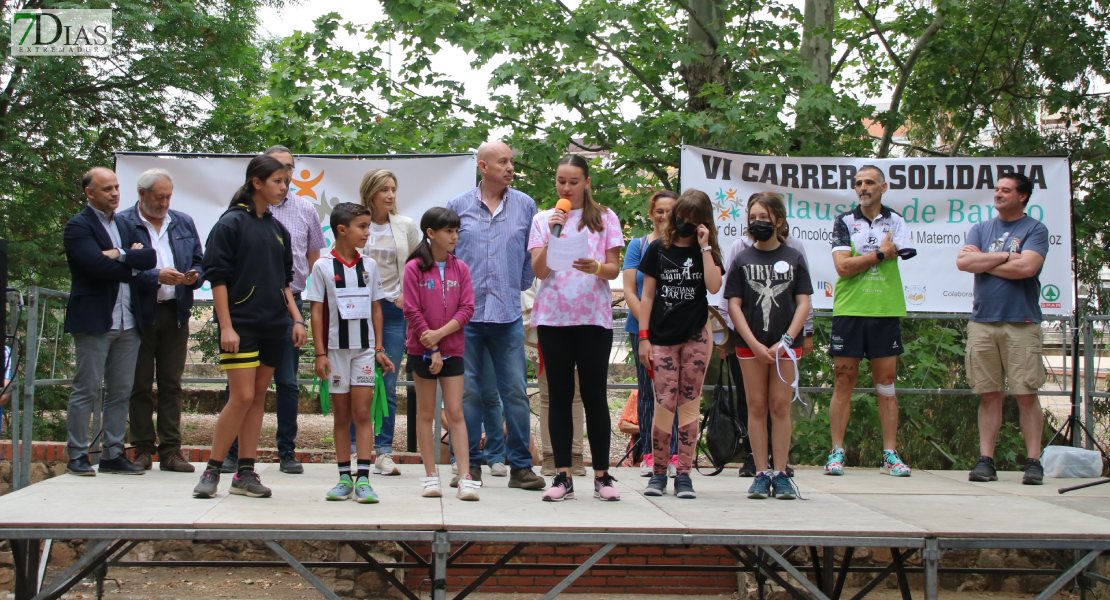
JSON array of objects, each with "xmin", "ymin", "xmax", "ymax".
[{"xmin": 69, "ymin": 328, "xmax": 141, "ymax": 460}]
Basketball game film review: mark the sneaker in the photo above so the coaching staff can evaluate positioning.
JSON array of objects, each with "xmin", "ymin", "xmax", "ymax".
[
  {"xmin": 508, "ymin": 467, "xmax": 546, "ymax": 490},
  {"xmin": 489, "ymin": 462, "xmax": 508, "ymax": 477},
  {"xmin": 451, "ymin": 466, "xmax": 483, "ymax": 488},
  {"xmin": 66, "ymin": 455, "xmax": 96, "ymax": 477},
  {"xmin": 230, "ymin": 470, "xmax": 272, "ymax": 498},
  {"xmin": 354, "ymin": 476, "xmax": 379, "ymax": 503},
  {"xmin": 193, "ymin": 468, "xmax": 220, "ymax": 498},
  {"xmin": 748, "ymin": 472, "xmax": 772, "ymax": 499},
  {"xmin": 456, "ymin": 475, "xmax": 481, "ymax": 501},
  {"xmin": 326, "ymin": 475, "xmax": 354, "ymax": 501},
  {"xmin": 159, "ymin": 450, "xmax": 196, "ymax": 473},
  {"xmin": 132, "ymin": 449, "xmax": 153, "ymax": 470},
  {"xmin": 99, "ymin": 455, "xmax": 145, "ymax": 475},
  {"xmin": 571, "ymin": 454, "xmax": 587, "ymax": 477},
  {"xmin": 279, "ymin": 454, "xmax": 304, "ymax": 474},
  {"xmin": 738, "ymin": 453, "xmax": 756, "ymax": 477},
  {"xmin": 824, "ymin": 446, "xmax": 845, "ymax": 476},
  {"xmin": 667, "ymin": 455, "xmax": 678, "ymax": 478},
  {"xmin": 880, "ymin": 450, "xmax": 912, "ymax": 477},
  {"xmin": 421, "ymin": 476, "xmax": 442, "ymax": 498},
  {"xmin": 541, "ymin": 455, "xmax": 556, "ymax": 476},
  {"xmin": 1023, "ymin": 458, "xmax": 1044, "ymax": 485},
  {"xmin": 673, "ymin": 474, "xmax": 696, "ymax": 499},
  {"xmin": 644, "ymin": 474, "xmax": 668, "ymax": 496},
  {"xmin": 451, "ymin": 462, "xmax": 458, "ymax": 475},
  {"xmin": 772, "ymin": 472, "xmax": 799, "ymax": 500},
  {"xmin": 374, "ymin": 454, "xmax": 400, "ymax": 476},
  {"xmin": 542, "ymin": 472, "xmax": 574, "ymax": 502},
  {"xmin": 640, "ymin": 453, "xmax": 654, "ymax": 477},
  {"xmin": 594, "ymin": 472, "xmax": 620, "ymax": 501},
  {"xmin": 220, "ymin": 454, "xmax": 237, "ymax": 474},
  {"xmin": 968, "ymin": 456, "xmax": 998, "ymax": 482}
]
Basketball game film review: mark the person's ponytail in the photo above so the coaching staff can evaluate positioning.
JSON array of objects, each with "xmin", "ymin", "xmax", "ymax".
[
  {"xmin": 406, "ymin": 234, "xmax": 436, "ymax": 272},
  {"xmin": 229, "ymin": 183, "xmax": 254, "ymax": 209}
]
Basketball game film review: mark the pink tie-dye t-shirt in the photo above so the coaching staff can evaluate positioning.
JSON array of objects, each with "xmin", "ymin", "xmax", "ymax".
[{"xmin": 527, "ymin": 207, "xmax": 625, "ymax": 328}]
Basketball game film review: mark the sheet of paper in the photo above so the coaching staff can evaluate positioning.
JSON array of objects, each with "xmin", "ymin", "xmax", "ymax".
[{"xmin": 546, "ymin": 231, "xmax": 589, "ymax": 271}]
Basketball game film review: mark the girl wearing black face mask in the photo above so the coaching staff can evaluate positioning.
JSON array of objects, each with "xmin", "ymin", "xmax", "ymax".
[
  {"xmin": 637, "ymin": 190, "xmax": 723, "ymax": 499},
  {"xmin": 723, "ymin": 193, "xmax": 812, "ymax": 500}
]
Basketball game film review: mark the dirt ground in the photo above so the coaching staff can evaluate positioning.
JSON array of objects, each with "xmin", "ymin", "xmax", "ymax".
[{"xmin": 44, "ymin": 566, "xmax": 1079, "ymax": 600}]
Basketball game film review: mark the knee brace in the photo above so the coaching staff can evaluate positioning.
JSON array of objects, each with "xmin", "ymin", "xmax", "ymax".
[{"xmin": 875, "ymin": 382, "xmax": 896, "ymax": 397}]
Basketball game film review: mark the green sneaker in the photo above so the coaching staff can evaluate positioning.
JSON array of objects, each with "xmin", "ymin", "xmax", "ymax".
[
  {"xmin": 354, "ymin": 476, "xmax": 379, "ymax": 504},
  {"xmin": 326, "ymin": 475, "xmax": 354, "ymax": 501}
]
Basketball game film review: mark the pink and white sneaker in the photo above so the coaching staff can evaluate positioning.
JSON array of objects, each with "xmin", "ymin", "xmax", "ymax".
[
  {"xmin": 594, "ymin": 472, "xmax": 621, "ymax": 501},
  {"xmin": 640, "ymin": 453, "xmax": 654, "ymax": 477},
  {"xmin": 667, "ymin": 455, "xmax": 678, "ymax": 478},
  {"xmin": 542, "ymin": 473, "xmax": 574, "ymax": 502}
]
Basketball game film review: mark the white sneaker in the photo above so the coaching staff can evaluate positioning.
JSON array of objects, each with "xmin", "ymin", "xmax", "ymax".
[
  {"xmin": 374, "ymin": 454, "xmax": 400, "ymax": 476},
  {"xmin": 451, "ymin": 462, "xmax": 458, "ymax": 475},
  {"xmin": 420, "ymin": 476, "xmax": 442, "ymax": 498},
  {"xmin": 667, "ymin": 456, "xmax": 677, "ymax": 478},
  {"xmin": 456, "ymin": 475, "xmax": 481, "ymax": 501},
  {"xmin": 640, "ymin": 454, "xmax": 654, "ymax": 477},
  {"xmin": 489, "ymin": 462, "xmax": 508, "ymax": 477}
]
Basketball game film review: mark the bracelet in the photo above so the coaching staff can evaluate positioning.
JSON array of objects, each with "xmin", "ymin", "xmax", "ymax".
[
  {"xmin": 781, "ymin": 333, "xmax": 794, "ymax": 347},
  {"xmin": 375, "ymin": 349, "xmax": 386, "ymax": 355},
  {"xmin": 294, "ymin": 321, "xmax": 306, "ymax": 328},
  {"xmin": 639, "ymin": 330, "xmax": 650, "ymax": 340},
  {"xmin": 315, "ymin": 353, "xmax": 327, "ymax": 357},
  {"xmin": 700, "ymin": 246, "xmax": 712, "ymax": 253},
  {"xmin": 595, "ymin": 261, "xmax": 603, "ymax": 275}
]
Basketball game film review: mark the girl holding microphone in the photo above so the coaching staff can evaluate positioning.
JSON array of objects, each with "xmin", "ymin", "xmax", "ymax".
[{"xmin": 528, "ymin": 155, "xmax": 625, "ymax": 502}]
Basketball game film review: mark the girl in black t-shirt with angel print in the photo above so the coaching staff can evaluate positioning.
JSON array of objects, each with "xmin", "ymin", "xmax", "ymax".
[
  {"xmin": 637, "ymin": 190, "xmax": 723, "ymax": 500},
  {"xmin": 724, "ymin": 192, "xmax": 812, "ymax": 500}
]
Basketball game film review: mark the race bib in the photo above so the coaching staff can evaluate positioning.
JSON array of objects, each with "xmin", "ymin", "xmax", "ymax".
[{"xmin": 336, "ymin": 286, "xmax": 372, "ymax": 320}]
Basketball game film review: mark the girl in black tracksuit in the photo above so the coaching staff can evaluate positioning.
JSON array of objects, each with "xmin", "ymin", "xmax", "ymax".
[{"xmin": 192, "ymin": 154, "xmax": 307, "ymax": 499}]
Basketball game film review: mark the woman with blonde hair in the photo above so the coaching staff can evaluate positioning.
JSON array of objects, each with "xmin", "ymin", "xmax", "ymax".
[{"xmin": 359, "ymin": 169, "xmax": 421, "ymax": 476}]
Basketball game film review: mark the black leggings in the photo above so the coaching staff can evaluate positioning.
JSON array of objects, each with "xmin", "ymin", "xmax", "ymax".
[{"xmin": 537, "ymin": 325, "xmax": 613, "ymax": 471}]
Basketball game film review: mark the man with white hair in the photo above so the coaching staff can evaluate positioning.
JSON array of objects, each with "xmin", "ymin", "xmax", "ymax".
[{"xmin": 119, "ymin": 168, "xmax": 204, "ymax": 472}]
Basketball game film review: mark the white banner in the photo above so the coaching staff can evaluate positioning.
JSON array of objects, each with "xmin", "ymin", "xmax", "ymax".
[
  {"xmin": 115, "ymin": 153, "xmax": 477, "ymax": 299},
  {"xmin": 680, "ymin": 146, "xmax": 1072, "ymax": 314}
]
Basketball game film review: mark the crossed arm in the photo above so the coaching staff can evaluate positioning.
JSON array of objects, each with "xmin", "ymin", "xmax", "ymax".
[{"xmin": 956, "ymin": 245, "xmax": 1045, "ymax": 279}]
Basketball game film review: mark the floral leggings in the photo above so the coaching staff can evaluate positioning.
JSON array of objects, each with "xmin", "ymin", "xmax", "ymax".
[{"xmin": 650, "ymin": 327, "xmax": 711, "ymax": 476}]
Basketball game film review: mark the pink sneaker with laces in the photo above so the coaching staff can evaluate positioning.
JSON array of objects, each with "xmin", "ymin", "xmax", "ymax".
[
  {"xmin": 594, "ymin": 472, "xmax": 620, "ymax": 501},
  {"xmin": 542, "ymin": 473, "xmax": 574, "ymax": 502}
]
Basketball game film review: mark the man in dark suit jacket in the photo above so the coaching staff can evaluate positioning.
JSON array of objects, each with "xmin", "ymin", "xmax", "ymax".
[
  {"xmin": 118, "ymin": 168, "xmax": 204, "ymax": 473},
  {"xmin": 63, "ymin": 167, "xmax": 157, "ymax": 476}
]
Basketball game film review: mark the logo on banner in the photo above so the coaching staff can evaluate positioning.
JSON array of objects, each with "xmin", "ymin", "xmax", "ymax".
[
  {"xmin": 713, "ymin": 188, "xmax": 743, "ymax": 221},
  {"xmin": 817, "ymin": 281, "xmax": 834, "ymax": 297},
  {"xmin": 292, "ymin": 169, "xmax": 325, "ymax": 200},
  {"xmin": 1040, "ymin": 284, "xmax": 1062, "ymax": 308},
  {"xmin": 905, "ymin": 285, "xmax": 926, "ymax": 306}
]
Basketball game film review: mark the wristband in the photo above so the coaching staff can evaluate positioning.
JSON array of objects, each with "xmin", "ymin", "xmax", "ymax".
[
  {"xmin": 595, "ymin": 261, "xmax": 603, "ymax": 275},
  {"xmin": 315, "ymin": 353, "xmax": 327, "ymax": 357},
  {"xmin": 374, "ymin": 345, "xmax": 384, "ymax": 351},
  {"xmin": 639, "ymin": 330, "xmax": 650, "ymax": 340},
  {"xmin": 375, "ymin": 349, "xmax": 386, "ymax": 355},
  {"xmin": 700, "ymin": 246, "xmax": 712, "ymax": 253},
  {"xmin": 294, "ymin": 321, "xmax": 306, "ymax": 328},
  {"xmin": 781, "ymin": 333, "xmax": 794, "ymax": 347}
]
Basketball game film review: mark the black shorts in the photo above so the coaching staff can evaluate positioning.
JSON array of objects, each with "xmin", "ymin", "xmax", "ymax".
[
  {"xmin": 829, "ymin": 316, "xmax": 903, "ymax": 360},
  {"xmin": 220, "ymin": 335, "xmax": 286, "ymax": 370},
  {"xmin": 407, "ymin": 353, "xmax": 464, "ymax": 379}
]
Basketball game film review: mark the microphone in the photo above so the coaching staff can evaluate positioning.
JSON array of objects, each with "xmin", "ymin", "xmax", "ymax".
[{"xmin": 551, "ymin": 198, "xmax": 572, "ymax": 238}]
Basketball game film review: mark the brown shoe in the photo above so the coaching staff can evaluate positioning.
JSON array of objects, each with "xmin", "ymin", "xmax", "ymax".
[
  {"xmin": 541, "ymin": 455, "xmax": 556, "ymax": 476},
  {"xmin": 509, "ymin": 467, "xmax": 546, "ymax": 490},
  {"xmin": 132, "ymin": 449, "xmax": 153, "ymax": 471},
  {"xmin": 159, "ymin": 450, "xmax": 196, "ymax": 473},
  {"xmin": 450, "ymin": 465, "xmax": 482, "ymax": 488},
  {"xmin": 571, "ymin": 454, "xmax": 587, "ymax": 477}
]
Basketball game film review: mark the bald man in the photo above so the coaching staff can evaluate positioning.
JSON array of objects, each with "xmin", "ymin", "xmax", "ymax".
[
  {"xmin": 446, "ymin": 142, "xmax": 545, "ymax": 490},
  {"xmin": 63, "ymin": 167, "xmax": 157, "ymax": 476}
]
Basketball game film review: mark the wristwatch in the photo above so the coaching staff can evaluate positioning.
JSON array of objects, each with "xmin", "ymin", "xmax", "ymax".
[{"xmin": 875, "ymin": 250, "xmax": 885, "ymax": 261}]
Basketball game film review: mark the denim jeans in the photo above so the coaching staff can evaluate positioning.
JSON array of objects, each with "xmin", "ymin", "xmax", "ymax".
[
  {"xmin": 450, "ymin": 347, "xmax": 506, "ymax": 465},
  {"xmin": 462, "ymin": 318, "xmax": 530, "ymax": 468},
  {"xmin": 374, "ymin": 299, "xmax": 407, "ymax": 455}
]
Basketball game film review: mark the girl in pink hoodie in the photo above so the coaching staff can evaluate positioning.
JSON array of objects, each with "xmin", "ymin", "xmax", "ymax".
[{"xmin": 402, "ymin": 207, "xmax": 477, "ymax": 501}]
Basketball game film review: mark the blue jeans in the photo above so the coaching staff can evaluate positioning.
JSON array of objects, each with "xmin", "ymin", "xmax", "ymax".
[
  {"xmin": 450, "ymin": 348, "xmax": 506, "ymax": 465},
  {"xmin": 374, "ymin": 299, "xmax": 407, "ymax": 455},
  {"xmin": 462, "ymin": 318, "xmax": 530, "ymax": 468}
]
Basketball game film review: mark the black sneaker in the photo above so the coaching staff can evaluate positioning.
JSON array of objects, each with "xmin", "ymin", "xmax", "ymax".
[
  {"xmin": 279, "ymin": 454, "xmax": 304, "ymax": 474},
  {"xmin": 738, "ymin": 453, "xmax": 756, "ymax": 477},
  {"xmin": 968, "ymin": 456, "xmax": 998, "ymax": 482},
  {"xmin": 673, "ymin": 474, "xmax": 696, "ymax": 499},
  {"xmin": 98, "ymin": 455, "xmax": 145, "ymax": 475},
  {"xmin": 66, "ymin": 455, "xmax": 96, "ymax": 477},
  {"xmin": 220, "ymin": 454, "xmax": 238, "ymax": 474},
  {"xmin": 1023, "ymin": 458, "xmax": 1044, "ymax": 485},
  {"xmin": 644, "ymin": 474, "xmax": 667, "ymax": 496}
]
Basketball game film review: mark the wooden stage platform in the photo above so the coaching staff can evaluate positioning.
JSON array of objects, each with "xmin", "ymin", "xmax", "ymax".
[{"xmin": 2, "ymin": 465, "xmax": 1109, "ymax": 600}]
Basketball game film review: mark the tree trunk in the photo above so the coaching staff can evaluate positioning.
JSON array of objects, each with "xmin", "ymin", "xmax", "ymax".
[
  {"xmin": 801, "ymin": 0, "xmax": 835, "ymax": 85},
  {"xmin": 682, "ymin": 0, "xmax": 726, "ymax": 114}
]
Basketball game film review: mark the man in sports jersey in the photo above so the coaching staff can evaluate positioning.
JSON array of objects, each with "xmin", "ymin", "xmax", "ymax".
[{"xmin": 826, "ymin": 165, "xmax": 917, "ymax": 477}]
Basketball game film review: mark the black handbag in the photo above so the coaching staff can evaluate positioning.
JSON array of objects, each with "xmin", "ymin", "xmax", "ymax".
[{"xmin": 696, "ymin": 363, "xmax": 746, "ymax": 475}]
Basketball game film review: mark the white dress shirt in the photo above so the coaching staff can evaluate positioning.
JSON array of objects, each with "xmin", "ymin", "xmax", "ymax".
[
  {"xmin": 90, "ymin": 205, "xmax": 135, "ymax": 331},
  {"xmin": 138, "ymin": 210, "xmax": 177, "ymax": 302}
]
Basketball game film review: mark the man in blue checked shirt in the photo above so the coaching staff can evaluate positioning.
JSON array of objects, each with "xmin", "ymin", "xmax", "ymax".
[{"xmin": 446, "ymin": 141, "xmax": 546, "ymax": 491}]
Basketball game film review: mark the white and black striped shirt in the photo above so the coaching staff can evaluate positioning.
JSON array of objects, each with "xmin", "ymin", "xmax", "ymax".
[{"xmin": 305, "ymin": 251, "xmax": 386, "ymax": 349}]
